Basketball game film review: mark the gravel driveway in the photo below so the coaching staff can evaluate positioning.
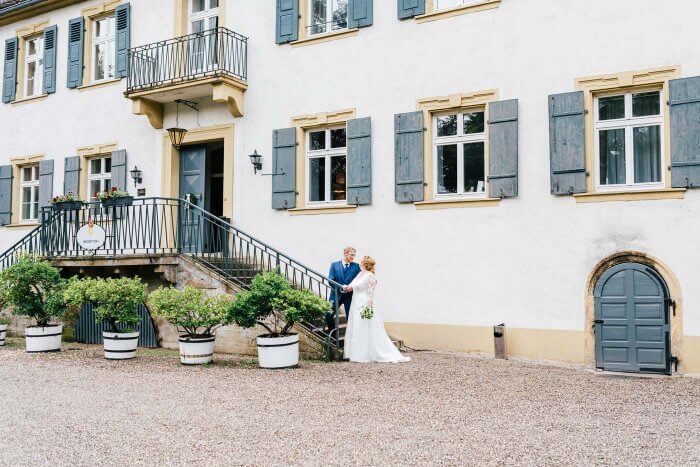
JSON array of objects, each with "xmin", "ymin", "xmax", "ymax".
[{"xmin": 0, "ymin": 338, "xmax": 698, "ymax": 466}]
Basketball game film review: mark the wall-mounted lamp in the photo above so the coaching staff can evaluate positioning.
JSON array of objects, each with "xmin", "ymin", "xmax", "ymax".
[
  {"xmin": 130, "ymin": 166, "xmax": 143, "ymax": 186},
  {"xmin": 166, "ymin": 99, "xmax": 199, "ymax": 149},
  {"xmin": 249, "ymin": 150, "xmax": 262, "ymax": 174}
]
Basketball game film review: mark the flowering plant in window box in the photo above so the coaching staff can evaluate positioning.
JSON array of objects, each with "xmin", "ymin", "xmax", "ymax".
[
  {"xmin": 96, "ymin": 187, "xmax": 133, "ymax": 207},
  {"xmin": 50, "ymin": 192, "xmax": 83, "ymax": 211}
]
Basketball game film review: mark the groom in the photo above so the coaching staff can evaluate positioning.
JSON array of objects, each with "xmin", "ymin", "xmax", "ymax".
[{"xmin": 327, "ymin": 246, "xmax": 361, "ymax": 337}]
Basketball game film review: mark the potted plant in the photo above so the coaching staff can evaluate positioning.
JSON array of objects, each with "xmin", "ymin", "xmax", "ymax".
[
  {"xmin": 227, "ymin": 270, "xmax": 330, "ymax": 369},
  {"xmin": 96, "ymin": 187, "xmax": 133, "ymax": 207},
  {"xmin": 0, "ymin": 254, "xmax": 66, "ymax": 352},
  {"xmin": 0, "ymin": 315, "xmax": 9, "ymax": 346},
  {"xmin": 147, "ymin": 286, "xmax": 233, "ymax": 365},
  {"xmin": 51, "ymin": 191, "xmax": 83, "ymax": 211},
  {"xmin": 65, "ymin": 276, "xmax": 146, "ymax": 360}
]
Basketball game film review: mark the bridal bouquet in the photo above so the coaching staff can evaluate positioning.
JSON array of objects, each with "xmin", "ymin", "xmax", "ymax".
[{"xmin": 360, "ymin": 306, "xmax": 374, "ymax": 320}]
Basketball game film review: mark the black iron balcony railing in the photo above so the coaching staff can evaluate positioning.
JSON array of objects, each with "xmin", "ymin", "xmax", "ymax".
[{"xmin": 126, "ymin": 27, "xmax": 248, "ymax": 94}]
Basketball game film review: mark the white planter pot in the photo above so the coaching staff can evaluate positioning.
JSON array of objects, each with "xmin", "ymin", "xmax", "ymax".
[
  {"xmin": 25, "ymin": 325, "xmax": 63, "ymax": 353},
  {"xmin": 256, "ymin": 333, "xmax": 299, "ymax": 369},
  {"xmin": 0, "ymin": 324, "xmax": 7, "ymax": 346},
  {"xmin": 178, "ymin": 335, "xmax": 215, "ymax": 365},
  {"xmin": 103, "ymin": 331, "xmax": 139, "ymax": 360}
]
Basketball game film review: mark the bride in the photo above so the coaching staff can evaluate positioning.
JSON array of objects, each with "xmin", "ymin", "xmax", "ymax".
[{"xmin": 343, "ymin": 256, "xmax": 410, "ymax": 363}]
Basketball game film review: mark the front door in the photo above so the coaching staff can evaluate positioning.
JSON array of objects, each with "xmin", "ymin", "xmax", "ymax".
[
  {"xmin": 179, "ymin": 144, "xmax": 206, "ymax": 253},
  {"xmin": 594, "ymin": 263, "xmax": 670, "ymax": 374}
]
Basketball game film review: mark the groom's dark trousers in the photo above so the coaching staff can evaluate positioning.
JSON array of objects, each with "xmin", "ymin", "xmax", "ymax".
[{"xmin": 326, "ymin": 260, "xmax": 361, "ymax": 335}]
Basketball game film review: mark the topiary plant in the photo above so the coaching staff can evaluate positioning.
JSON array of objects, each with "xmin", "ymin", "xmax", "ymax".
[
  {"xmin": 64, "ymin": 276, "xmax": 146, "ymax": 333},
  {"xmin": 147, "ymin": 286, "xmax": 233, "ymax": 338},
  {"xmin": 0, "ymin": 254, "xmax": 67, "ymax": 327}
]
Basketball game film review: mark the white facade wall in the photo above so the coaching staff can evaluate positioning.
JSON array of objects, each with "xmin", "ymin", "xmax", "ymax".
[{"xmin": 1, "ymin": 0, "xmax": 699, "ymax": 367}]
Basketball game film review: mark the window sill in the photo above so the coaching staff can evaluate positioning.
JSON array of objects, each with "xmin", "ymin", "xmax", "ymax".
[
  {"xmin": 415, "ymin": 197, "xmax": 501, "ymax": 210},
  {"xmin": 574, "ymin": 188, "xmax": 686, "ymax": 203},
  {"xmin": 415, "ymin": 0, "xmax": 501, "ymax": 23},
  {"xmin": 3, "ymin": 222, "xmax": 40, "ymax": 228},
  {"xmin": 290, "ymin": 28, "xmax": 359, "ymax": 48},
  {"xmin": 287, "ymin": 205, "xmax": 358, "ymax": 216},
  {"xmin": 78, "ymin": 78, "xmax": 122, "ymax": 92},
  {"xmin": 10, "ymin": 94, "xmax": 48, "ymax": 106}
]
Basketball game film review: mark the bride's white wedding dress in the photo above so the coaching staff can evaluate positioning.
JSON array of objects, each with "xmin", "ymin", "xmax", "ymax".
[{"xmin": 343, "ymin": 271, "xmax": 410, "ymax": 363}]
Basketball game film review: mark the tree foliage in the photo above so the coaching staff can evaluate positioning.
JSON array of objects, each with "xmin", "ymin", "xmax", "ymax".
[
  {"xmin": 0, "ymin": 254, "xmax": 66, "ymax": 326},
  {"xmin": 147, "ymin": 286, "xmax": 233, "ymax": 337}
]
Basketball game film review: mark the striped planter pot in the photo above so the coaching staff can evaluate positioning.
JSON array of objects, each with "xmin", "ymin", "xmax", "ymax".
[
  {"xmin": 0, "ymin": 324, "xmax": 7, "ymax": 346},
  {"xmin": 256, "ymin": 333, "xmax": 299, "ymax": 369},
  {"xmin": 25, "ymin": 325, "xmax": 63, "ymax": 353},
  {"xmin": 103, "ymin": 331, "xmax": 139, "ymax": 360},
  {"xmin": 178, "ymin": 335, "xmax": 215, "ymax": 365}
]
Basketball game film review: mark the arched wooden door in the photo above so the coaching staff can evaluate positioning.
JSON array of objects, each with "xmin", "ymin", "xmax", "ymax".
[{"xmin": 594, "ymin": 263, "xmax": 671, "ymax": 374}]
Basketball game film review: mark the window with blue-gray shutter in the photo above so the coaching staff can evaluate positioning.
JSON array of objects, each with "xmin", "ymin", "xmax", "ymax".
[
  {"xmin": 2, "ymin": 37, "xmax": 18, "ymax": 103},
  {"xmin": 272, "ymin": 128, "xmax": 297, "ymax": 209},
  {"xmin": 488, "ymin": 99, "xmax": 518, "ymax": 198},
  {"xmin": 276, "ymin": 0, "xmax": 299, "ymax": 44},
  {"xmin": 669, "ymin": 76, "xmax": 700, "ymax": 189},
  {"xmin": 115, "ymin": 3, "xmax": 130, "ymax": 78},
  {"xmin": 0, "ymin": 165, "xmax": 13, "ymax": 225},
  {"xmin": 38, "ymin": 160, "xmax": 54, "ymax": 210},
  {"xmin": 397, "ymin": 0, "xmax": 425, "ymax": 19},
  {"xmin": 549, "ymin": 91, "xmax": 586, "ymax": 195},
  {"xmin": 394, "ymin": 111, "xmax": 425, "ymax": 203},
  {"xmin": 111, "ymin": 150, "xmax": 128, "ymax": 191},
  {"xmin": 63, "ymin": 156, "xmax": 81, "ymax": 195},
  {"xmin": 67, "ymin": 17, "xmax": 84, "ymax": 88},
  {"xmin": 42, "ymin": 26, "xmax": 58, "ymax": 94},
  {"xmin": 348, "ymin": 0, "xmax": 373, "ymax": 28},
  {"xmin": 346, "ymin": 117, "xmax": 372, "ymax": 205}
]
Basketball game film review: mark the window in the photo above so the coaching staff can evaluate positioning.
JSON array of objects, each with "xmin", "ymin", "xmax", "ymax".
[
  {"xmin": 306, "ymin": 127, "xmax": 347, "ymax": 203},
  {"xmin": 92, "ymin": 15, "xmax": 115, "ymax": 82},
  {"xmin": 189, "ymin": 0, "xmax": 219, "ymax": 33},
  {"xmin": 19, "ymin": 165, "xmax": 40, "ymax": 222},
  {"xmin": 433, "ymin": 111, "xmax": 486, "ymax": 197},
  {"xmin": 24, "ymin": 35, "xmax": 43, "ymax": 98},
  {"xmin": 88, "ymin": 156, "xmax": 112, "ymax": 201},
  {"xmin": 434, "ymin": 0, "xmax": 483, "ymax": 10},
  {"xmin": 595, "ymin": 90, "xmax": 663, "ymax": 189},
  {"xmin": 308, "ymin": 0, "xmax": 348, "ymax": 36}
]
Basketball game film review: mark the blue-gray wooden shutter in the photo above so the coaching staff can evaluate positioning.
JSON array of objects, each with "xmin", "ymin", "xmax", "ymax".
[
  {"xmin": 272, "ymin": 128, "xmax": 297, "ymax": 209},
  {"xmin": 0, "ymin": 165, "xmax": 13, "ymax": 225},
  {"xmin": 115, "ymin": 2, "xmax": 130, "ymax": 78},
  {"xmin": 111, "ymin": 150, "xmax": 128, "ymax": 191},
  {"xmin": 669, "ymin": 76, "xmax": 700, "ymax": 188},
  {"xmin": 549, "ymin": 91, "xmax": 586, "ymax": 195},
  {"xmin": 348, "ymin": 0, "xmax": 373, "ymax": 28},
  {"xmin": 38, "ymin": 160, "xmax": 54, "ymax": 210},
  {"xmin": 346, "ymin": 117, "xmax": 371, "ymax": 205},
  {"xmin": 2, "ymin": 37, "xmax": 18, "ymax": 103},
  {"xmin": 42, "ymin": 25, "xmax": 58, "ymax": 94},
  {"xmin": 397, "ymin": 0, "xmax": 425, "ymax": 19},
  {"xmin": 67, "ymin": 17, "xmax": 84, "ymax": 88},
  {"xmin": 488, "ymin": 99, "xmax": 518, "ymax": 198},
  {"xmin": 63, "ymin": 156, "xmax": 80, "ymax": 194},
  {"xmin": 394, "ymin": 111, "xmax": 424, "ymax": 203},
  {"xmin": 276, "ymin": 0, "xmax": 299, "ymax": 44}
]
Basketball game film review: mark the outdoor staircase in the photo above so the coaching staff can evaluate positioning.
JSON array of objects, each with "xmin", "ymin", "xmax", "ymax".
[{"xmin": 0, "ymin": 197, "xmax": 403, "ymax": 359}]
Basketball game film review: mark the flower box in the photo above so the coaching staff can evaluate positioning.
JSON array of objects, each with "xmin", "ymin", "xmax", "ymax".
[
  {"xmin": 101, "ymin": 196, "xmax": 134, "ymax": 207},
  {"xmin": 52, "ymin": 201, "xmax": 84, "ymax": 211}
]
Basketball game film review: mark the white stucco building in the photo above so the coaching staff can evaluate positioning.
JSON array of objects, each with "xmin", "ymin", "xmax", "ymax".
[{"xmin": 1, "ymin": 0, "xmax": 699, "ymax": 374}]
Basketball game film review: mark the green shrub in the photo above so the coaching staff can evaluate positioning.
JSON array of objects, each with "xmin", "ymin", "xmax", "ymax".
[
  {"xmin": 0, "ymin": 254, "xmax": 66, "ymax": 327},
  {"xmin": 147, "ymin": 286, "xmax": 233, "ymax": 337},
  {"xmin": 227, "ymin": 270, "xmax": 330, "ymax": 337},
  {"xmin": 64, "ymin": 276, "xmax": 147, "ymax": 333}
]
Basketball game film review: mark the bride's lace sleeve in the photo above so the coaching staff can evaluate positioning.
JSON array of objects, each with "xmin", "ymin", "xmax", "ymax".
[{"xmin": 367, "ymin": 274, "xmax": 378, "ymax": 306}]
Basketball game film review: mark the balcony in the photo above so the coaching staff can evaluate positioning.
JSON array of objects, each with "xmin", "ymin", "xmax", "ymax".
[{"xmin": 124, "ymin": 27, "xmax": 248, "ymax": 128}]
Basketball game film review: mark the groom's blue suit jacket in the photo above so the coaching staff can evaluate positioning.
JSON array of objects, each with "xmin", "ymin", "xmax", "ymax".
[{"xmin": 328, "ymin": 261, "xmax": 361, "ymax": 303}]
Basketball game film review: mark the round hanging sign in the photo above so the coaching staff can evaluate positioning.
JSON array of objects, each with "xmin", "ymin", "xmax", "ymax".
[{"xmin": 76, "ymin": 221, "xmax": 106, "ymax": 250}]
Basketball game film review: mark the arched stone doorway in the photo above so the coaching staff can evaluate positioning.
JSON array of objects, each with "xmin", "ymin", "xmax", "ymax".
[{"xmin": 584, "ymin": 252, "xmax": 684, "ymax": 374}]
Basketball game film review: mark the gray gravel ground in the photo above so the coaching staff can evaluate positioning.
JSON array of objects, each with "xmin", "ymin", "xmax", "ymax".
[{"xmin": 0, "ymin": 338, "xmax": 699, "ymax": 466}]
